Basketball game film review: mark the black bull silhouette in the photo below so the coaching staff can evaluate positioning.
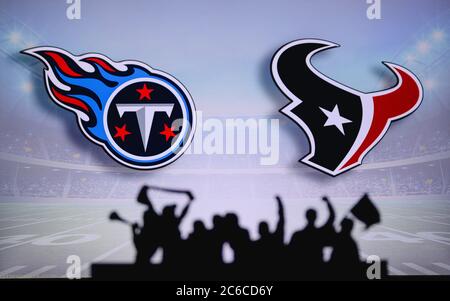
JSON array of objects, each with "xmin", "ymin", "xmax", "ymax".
[{"xmin": 271, "ymin": 39, "xmax": 423, "ymax": 176}]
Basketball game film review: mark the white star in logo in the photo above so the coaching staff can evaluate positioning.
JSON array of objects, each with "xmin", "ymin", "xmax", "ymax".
[{"xmin": 319, "ymin": 105, "xmax": 352, "ymax": 135}]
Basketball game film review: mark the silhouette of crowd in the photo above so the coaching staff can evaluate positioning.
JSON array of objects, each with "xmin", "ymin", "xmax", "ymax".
[{"xmin": 108, "ymin": 185, "xmax": 382, "ymax": 280}]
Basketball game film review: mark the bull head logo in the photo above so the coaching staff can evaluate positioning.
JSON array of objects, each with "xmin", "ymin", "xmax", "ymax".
[{"xmin": 271, "ymin": 39, "xmax": 423, "ymax": 176}]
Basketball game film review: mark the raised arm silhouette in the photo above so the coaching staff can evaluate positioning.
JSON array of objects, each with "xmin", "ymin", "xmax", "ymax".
[
  {"xmin": 177, "ymin": 198, "xmax": 192, "ymax": 224},
  {"xmin": 251, "ymin": 196, "xmax": 286, "ymax": 278},
  {"xmin": 322, "ymin": 196, "xmax": 335, "ymax": 229},
  {"xmin": 101, "ymin": 189, "xmax": 384, "ymax": 280},
  {"xmin": 160, "ymin": 195, "xmax": 194, "ymax": 265},
  {"xmin": 134, "ymin": 186, "xmax": 160, "ymax": 265}
]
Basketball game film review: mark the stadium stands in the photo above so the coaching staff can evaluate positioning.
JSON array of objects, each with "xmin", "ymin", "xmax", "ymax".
[
  {"xmin": 0, "ymin": 116, "xmax": 448, "ymax": 164},
  {"xmin": 0, "ymin": 111, "xmax": 449, "ymax": 200},
  {"xmin": 0, "ymin": 158, "xmax": 448, "ymax": 199}
]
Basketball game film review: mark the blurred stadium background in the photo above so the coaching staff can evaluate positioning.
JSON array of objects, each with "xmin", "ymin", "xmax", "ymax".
[{"xmin": 0, "ymin": 2, "xmax": 449, "ymax": 278}]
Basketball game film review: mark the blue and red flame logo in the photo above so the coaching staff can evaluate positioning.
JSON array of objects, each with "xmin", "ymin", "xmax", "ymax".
[{"xmin": 22, "ymin": 47, "xmax": 196, "ymax": 169}]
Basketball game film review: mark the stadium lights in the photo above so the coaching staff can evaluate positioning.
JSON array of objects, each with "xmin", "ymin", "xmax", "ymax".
[
  {"xmin": 8, "ymin": 31, "xmax": 22, "ymax": 45},
  {"xmin": 417, "ymin": 40, "xmax": 431, "ymax": 54},
  {"xmin": 404, "ymin": 53, "xmax": 416, "ymax": 64},
  {"xmin": 24, "ymin": 40, "xmax": 36, "ymax": 48},
  {"xmin": 424, "ymin": 79, "xmax": 436, "ymax": 90},
  {"xmin": 20, "ymin": 81, "xmax": 33, "ymax": 94},
  {"xmin": 431, "ymin": 30, "xmax": 445, "ymax": 42}
]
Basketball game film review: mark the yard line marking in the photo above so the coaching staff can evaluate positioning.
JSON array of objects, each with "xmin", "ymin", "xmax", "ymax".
[
  {"xmin": 386, "ymin": 214, "xmax": 450, "ymax": 226},
  {"xmin": 380, "ymin": 205, "xmax": 450, "ymax": 215},
  {"xmin": 403, "ymin": 263, "xmax": 439, "ymax": 275},
  {"xmin": 409, "ymin": 218, "xmax": 450, "ymax": 226},
  {"xmin": 0, "ymin": 207, "xmax": 52, "ymax": 217},
  {"xmin": 379, "ymin": 225, "xmax": 450, "ymax": 246},
  {"xmin": 22, "ymin": 265, "xmax": 56, "ymax": 278},
  {"xmin": 0, "ymin": 210, "xmax": 104, "ymax": 231},
  {"xmin": 80, "ymin": 241, "xmax": 131, "ymax": 273},
  {"xmin": 388, "ymin": 266, "xmax": 407, "ymax": 275},
  {"xmin": 0, "ymin": 209, "xmax": 77, "ymax": 223},
  {"xmin": 426, "ymin": 213, "xmax": 450, "ymax": 218},
  {"xmin": 0, "ymin": 207, "xmax": 79, "ymax": 221},
  {"xmin": 0, "ymin": 220, "xmax": 106, "ymax": 251},
  {"xmin": 0, "ymin": 265, "xmax": 26, "ymax": 277},
  {"xmin": 432, "ymin": 262, "xmax": 450, "ymax": 272},
  {"xmin": 422, "ymin": 215, "xmax": 450, "ymax": 220}
]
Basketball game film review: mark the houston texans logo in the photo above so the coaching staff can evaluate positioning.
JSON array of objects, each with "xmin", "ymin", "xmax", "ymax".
[
  {"xmin": 22, "ymin": 47, "xmax": 196, "ymax": 169},
  {"xmin": 271, "ymin": 39, "xmax": 423, "ymax": 176}
]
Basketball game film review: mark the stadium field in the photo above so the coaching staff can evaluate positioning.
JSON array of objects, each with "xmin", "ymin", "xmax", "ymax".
[{"xmin": 0, "ymin": 198, "xmax": 449, "ymax": 279}]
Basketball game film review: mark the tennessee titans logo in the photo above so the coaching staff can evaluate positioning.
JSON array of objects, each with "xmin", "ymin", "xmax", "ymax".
[
  {"xmin": 271, "ymin": 39, "xmax": 423, "ymax": 176},
  {"xmin": 22, "ymin": 47, "xmax": 196, "ymax": 169}
]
